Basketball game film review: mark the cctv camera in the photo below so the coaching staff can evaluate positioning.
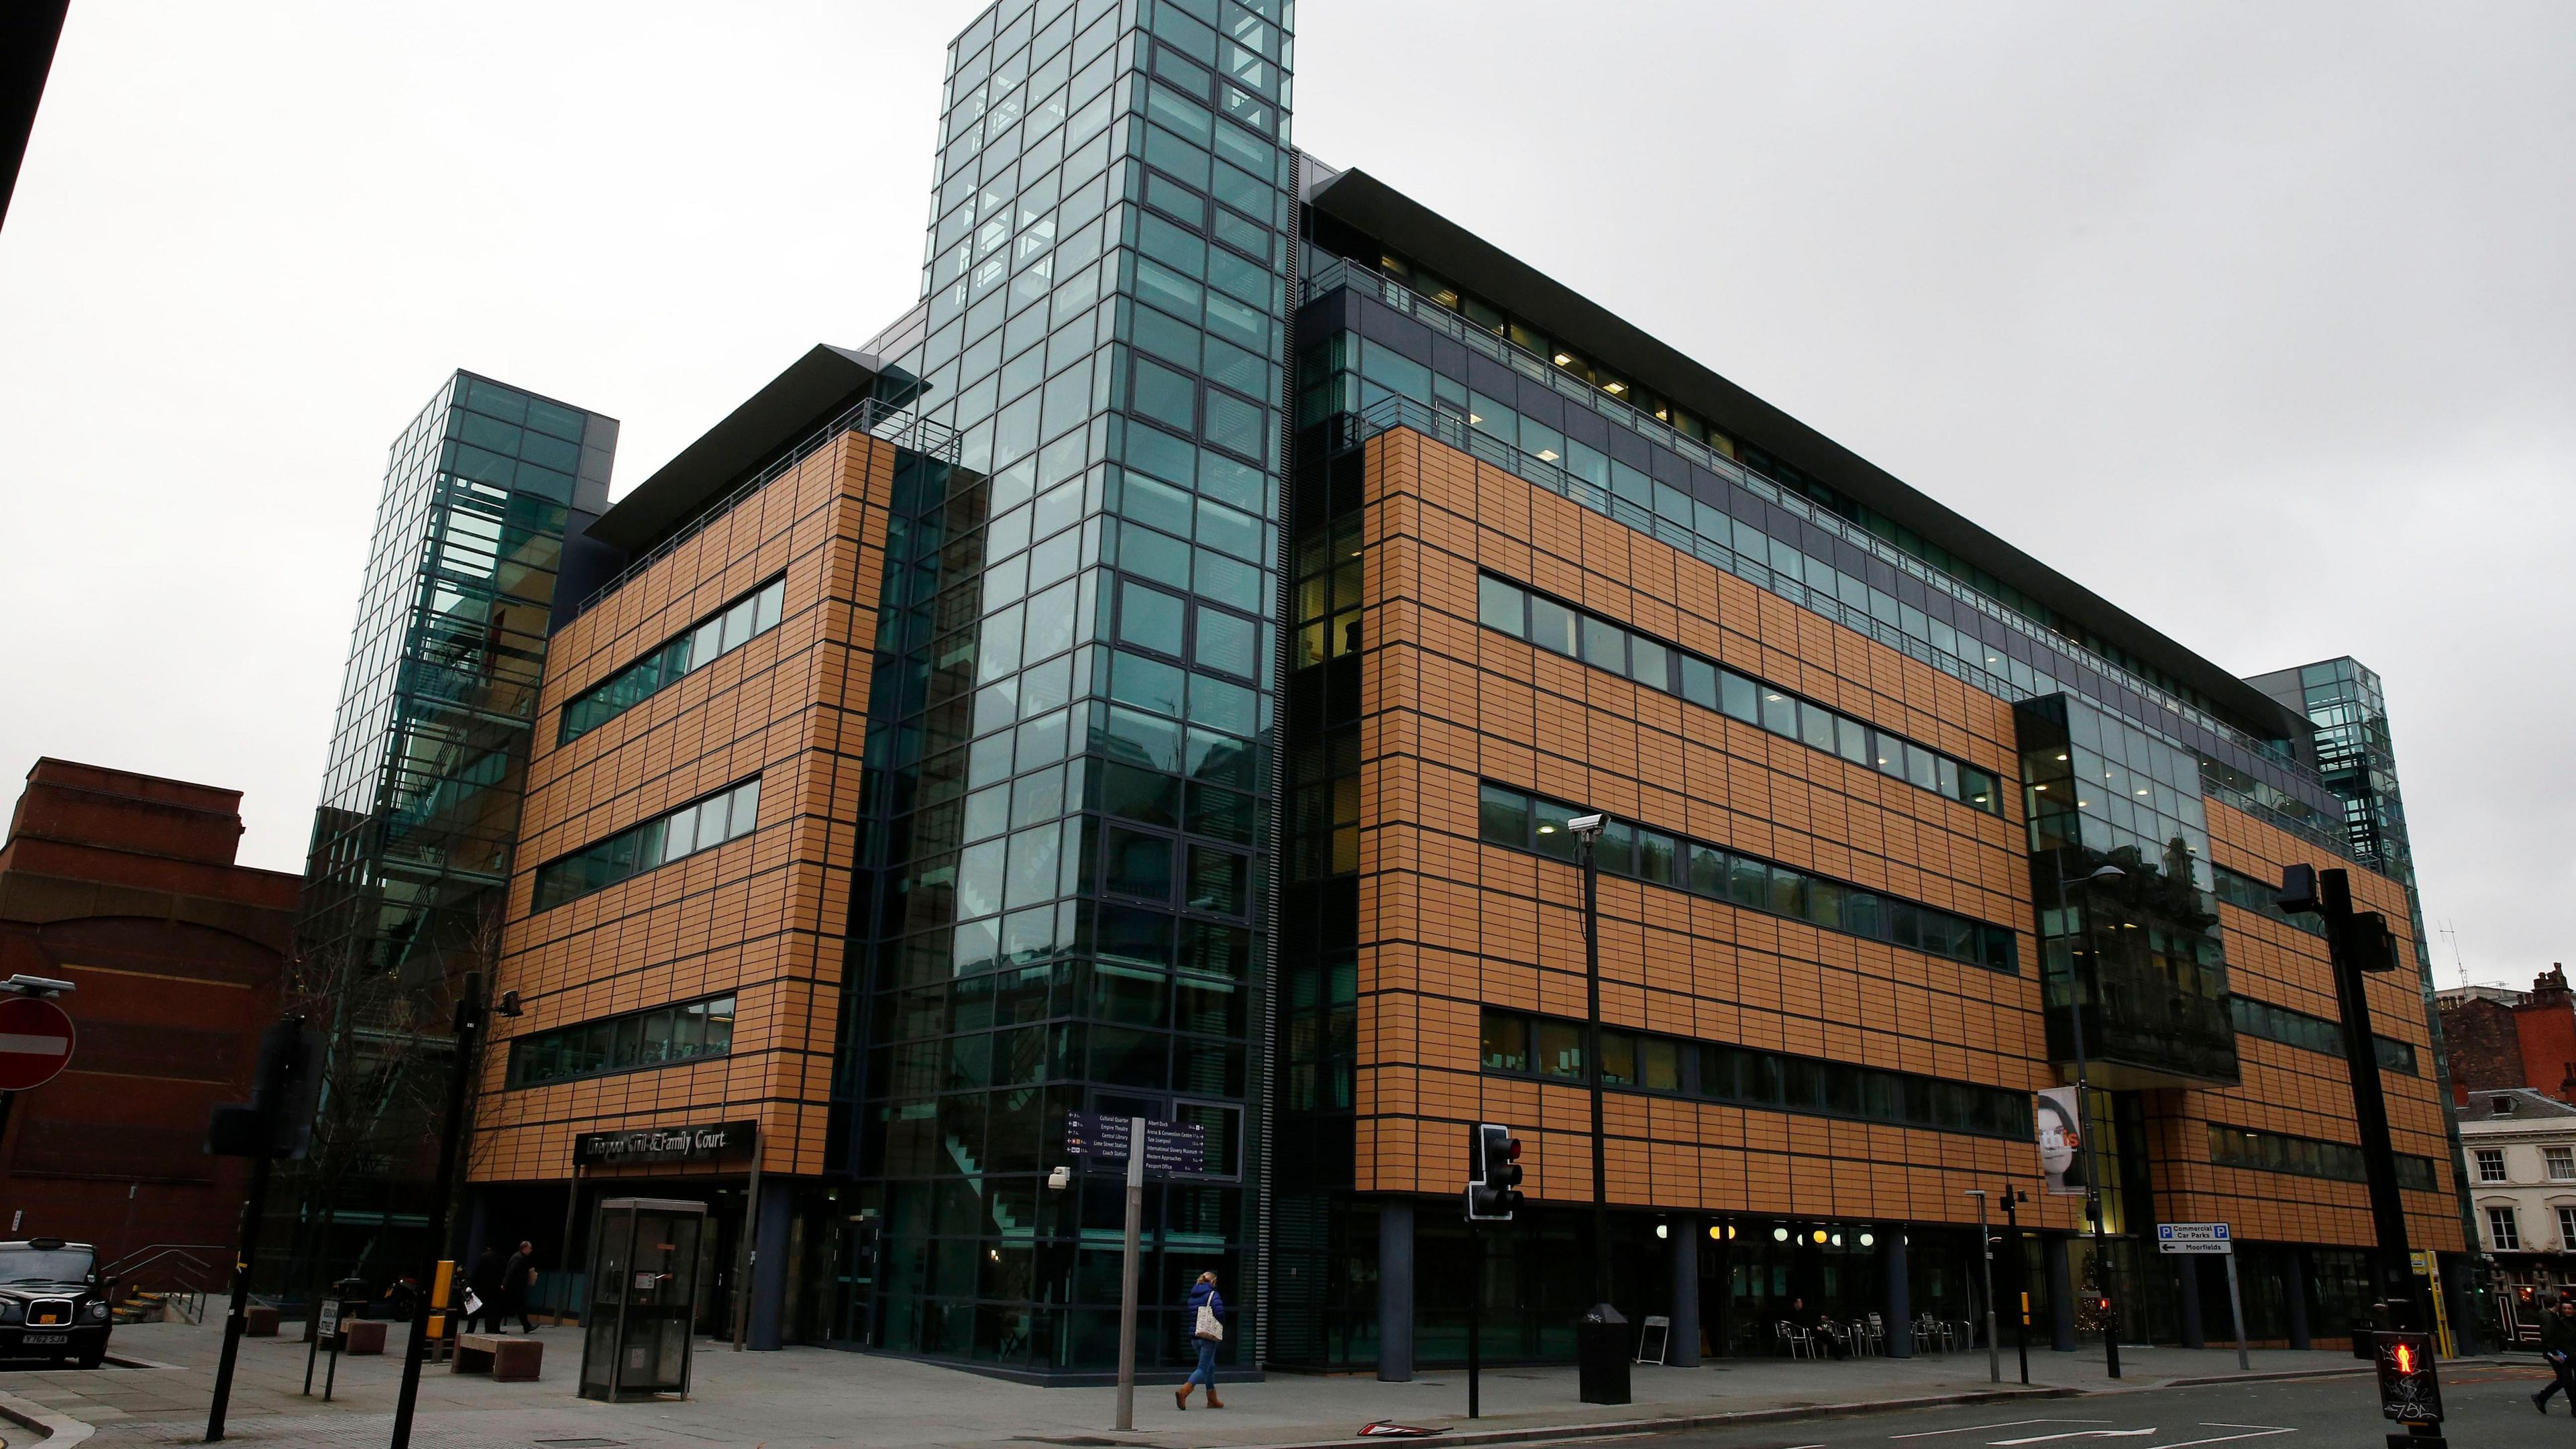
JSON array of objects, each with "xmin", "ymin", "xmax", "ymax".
[{"xmin": 1047, "ymin": 1165, "xmax": 1072, "ymax": 1191}]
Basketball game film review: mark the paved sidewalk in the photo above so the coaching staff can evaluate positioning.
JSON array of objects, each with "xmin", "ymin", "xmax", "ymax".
[{"xmin": 0, "ymin": 1320, "xmax": 2394, "ymax": 1448}]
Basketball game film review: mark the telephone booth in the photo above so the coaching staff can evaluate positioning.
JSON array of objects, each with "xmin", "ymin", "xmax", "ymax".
[{"xmin": 579, "ymin": 1197, "xmax": 708, "ymax": 1402}]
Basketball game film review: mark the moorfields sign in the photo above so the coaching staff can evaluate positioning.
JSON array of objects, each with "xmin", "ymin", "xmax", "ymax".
[{"xmin": 573, "ymin": 1119, "xmax": 756, "ymax": 1166}]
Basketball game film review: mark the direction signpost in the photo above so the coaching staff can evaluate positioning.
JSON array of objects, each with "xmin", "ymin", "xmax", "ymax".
[
  {"xmin": 2157, "ymin": 1223, "xmax": 2247, "ymax": 1371},
  {"xmin": 1064, "ymin": 1113, "xmax": 1208, "ymax": 1430}
]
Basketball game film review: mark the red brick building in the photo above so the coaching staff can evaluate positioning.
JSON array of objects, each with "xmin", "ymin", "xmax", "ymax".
[
  {"xmin": 0, "ymin": 760, "xmax": 296, "ymax": 1267},
  {"xmin": 2438, "ymin": 966, "xmax": 2576, "ymax": 1104}
]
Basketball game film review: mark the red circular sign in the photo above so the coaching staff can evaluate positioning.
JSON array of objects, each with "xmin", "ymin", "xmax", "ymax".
[{"xmin": 0, "ymin": 998, "xmax": 76, "ymax": 1092}]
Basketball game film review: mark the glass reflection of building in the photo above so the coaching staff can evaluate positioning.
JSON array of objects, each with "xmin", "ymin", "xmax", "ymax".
[
  {"xmin": 842, "ymin": 0, "xmax": 1295, "ymax": 1375},
  {"xmin": 291, "ymin": 370, "xmax": 615, "ymax": 1278}
]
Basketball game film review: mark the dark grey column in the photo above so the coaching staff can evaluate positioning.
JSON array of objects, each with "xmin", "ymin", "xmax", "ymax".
[
  {"xmin": 1379, "ymin": 1201, "xmax": 1415, "ymax": 1382},
  {"xmin": 2176, "ymin": 1252, "xmax": 2206, "ymax": 1348},
  {"xmin": 1884, "ymin": 1230, "xmax": 1915, "ymax": 1357},
  {"xmin": 1668, "ymin": 1217, "xmax": 1701, "ymax": 1366},
  {"xmin": 2286, "ymin": 1246, "xmax": 2312, "ymax": 1350},
  {"xmin": 747, "ymin": 1187, "xmax": 794, "ymax": 1351},
  {"xmin": 2047, "ymin": 1234, "xmax": 2078, "ymax": 1351}
]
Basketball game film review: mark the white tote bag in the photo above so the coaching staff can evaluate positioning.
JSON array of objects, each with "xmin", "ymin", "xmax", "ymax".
[{"xmin": 1195, "ymin": 1303, "xmax": 1223, "ymax": 1341}]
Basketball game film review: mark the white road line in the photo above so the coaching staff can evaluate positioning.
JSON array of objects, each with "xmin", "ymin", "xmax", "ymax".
[
  {"xmin": 1891, "ymin": 1421, "xmax": 2113, "ymax": 1440},
  {"xmin": 1992, "ymin": 1432, "xmax": 2155, "ymax": 1446},
  {"xmin": 2141, "ymin": 1428, "xmax": 2295, "ymax": 1449}
]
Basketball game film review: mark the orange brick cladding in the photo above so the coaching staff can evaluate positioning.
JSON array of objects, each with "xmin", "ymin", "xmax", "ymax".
[
  {"xmin": 471, "ymin": 432, "xmax": 897, "ymax": 1189},
  {"xmin": 1347, "ymin": 426, "xmax": 2461, "ymax": 1253}
]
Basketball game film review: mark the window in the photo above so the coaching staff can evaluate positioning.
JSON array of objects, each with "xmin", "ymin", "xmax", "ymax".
[
  {"xmin": 2477, "ymin": 1148, "xmax": 2508, "ymax": 1183},
  {"xmin": 2208, "ymin": 1122, "xmax": 2440, "ymax": 1190},
  {"xmin": 560, "ymin": 576, "xmax": 787, "ymax": 743},
  {"xmin": 2559, "ymin": 1206, "xmax": 2576, "ymax": 1249},
  {"xmin": 1474, "ymin": 780, "xmax": 2017, "ymax": 973},
  {"xmin": 1472, "ymin": 572, "xmax": 2002, "ymax": 816},
  {"xmin": 2547, "ymin": 1146, "xmax": 2575, "ymax": 1181},
  {"xmin": 1477, "ymin": 1007, "xmax": 2031, "ymax": 1140},
  {"xmin": 2489, "ymin": 1205, "xmax": 2522, "ymax": 1252},
  {"xmin": 507, "ymin": 995, "xmax": 735, "ymax": 1089},
  {"xmin": 532, "ymin": 777, "xmax": 761, "ymax": 911}
]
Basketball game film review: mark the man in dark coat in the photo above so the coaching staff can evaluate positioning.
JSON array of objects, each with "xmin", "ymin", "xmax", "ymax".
[
  {"xmin": 500, "ymin": 1240, "xmax": 537, "ymax": 1333},
  {"xmin": 2536, "ymin": 1294, "xmax": 2576, "ymax": 1414}
]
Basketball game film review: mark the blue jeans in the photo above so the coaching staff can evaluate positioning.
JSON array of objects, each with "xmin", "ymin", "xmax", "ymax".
[{"xmin": 1188, "ymin": 1335, "xmax": 1218, "ymax": 1388}]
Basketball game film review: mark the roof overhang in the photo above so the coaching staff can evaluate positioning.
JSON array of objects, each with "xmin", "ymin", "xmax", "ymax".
[
  {"xmin": 1307, "ymin": 168, "xmax": 2306, "ymax": 743},
  {"xmin": 586, "ymin": 344, "xmax": 881, "ymax": 553}
]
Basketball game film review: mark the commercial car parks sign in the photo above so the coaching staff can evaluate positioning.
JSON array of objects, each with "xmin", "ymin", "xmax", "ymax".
[
  {"xmin": 2156, "ymin": 1222, "xmax": 2232, "ymax": 1254},
  {"xmin": 574, "ymin": 1119, "xmax": 756, "ymax": 1166}
]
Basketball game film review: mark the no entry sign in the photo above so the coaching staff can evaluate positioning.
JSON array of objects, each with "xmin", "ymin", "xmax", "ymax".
[{"xmin": 0, "ymin": 997, "xmax": 75, "ymax": 1091}]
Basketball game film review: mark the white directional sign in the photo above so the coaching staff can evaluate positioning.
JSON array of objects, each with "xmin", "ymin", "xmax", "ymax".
[{"xmin": 2155, "ymin": 1222, "xmax": 2232, "ymax": 1255}]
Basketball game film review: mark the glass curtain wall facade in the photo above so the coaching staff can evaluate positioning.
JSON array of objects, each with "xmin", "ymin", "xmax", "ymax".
[
  {"xmin": 290, "ymin": 370, "xmax": 614, "ymax": 1283},
  {"xmin": 845, "ymin": 0, "xmax": 1295, "ymax": 1375}
]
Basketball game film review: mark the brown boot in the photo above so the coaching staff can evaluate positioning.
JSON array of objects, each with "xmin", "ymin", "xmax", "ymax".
[
  {"xmin": 1175, "ymin": 1385, "xmax": 1190, "ymax": 1410},
  {"xmin": 1207, "ymin": 1389, "xmax": 1226, "ymax": 1409}
]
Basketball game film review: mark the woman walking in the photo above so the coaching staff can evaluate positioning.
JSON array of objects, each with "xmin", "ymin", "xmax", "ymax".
[{"xmin": 1176, "ymin": 1271, "xmax": 1226, "ymax": 1409}]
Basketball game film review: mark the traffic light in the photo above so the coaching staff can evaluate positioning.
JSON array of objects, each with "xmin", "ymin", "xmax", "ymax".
[
  {"xmin": 1466, "ymin": 1123, "xmax": 1522, "ymax": 1221},
  {"xmin": 2373, "ymin": 1328, "xmax": 2443, "ymax": 1438},
  {"xmin": 205, "ymin": 1017, "xmax": 322, "ymax": 1160}
]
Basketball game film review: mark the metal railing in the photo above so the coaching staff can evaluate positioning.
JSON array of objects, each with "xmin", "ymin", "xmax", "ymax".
[
  {"xmin": 101, "ymin": 1244, "xmax": 230, "ymax": 1325},
  {"xmin": 1299, "ymin": 251, "xmax": 2314, "ymax": 775},
  {"xmin": 1310, "ymin": 396, "xmax": 2370, "ymax": 869},
  {"xmin": 579, "ymin": 398, "xmax": 959, "ymax": 615}
]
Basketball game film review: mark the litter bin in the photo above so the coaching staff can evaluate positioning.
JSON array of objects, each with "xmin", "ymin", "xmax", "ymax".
[{"xmin": 1577, "ymin": 1302, "xmax": 1631, "ymax": 1405}]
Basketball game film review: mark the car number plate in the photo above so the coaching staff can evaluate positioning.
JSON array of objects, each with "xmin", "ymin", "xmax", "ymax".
[{"xmin": 21, "ymin": 1332, "xmax": 68, "ymax": 1344}]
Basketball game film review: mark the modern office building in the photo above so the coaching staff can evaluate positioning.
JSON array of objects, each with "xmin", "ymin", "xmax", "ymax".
[
  {"xmin": 384, "ymin": 0, "xmax": 2469, "ymax": 1381},
  {"xmin": 288, "ymin": 370, "xmax": 616, "ymax": 1282}
]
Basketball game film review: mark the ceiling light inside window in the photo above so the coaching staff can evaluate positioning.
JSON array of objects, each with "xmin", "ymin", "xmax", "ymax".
[{"xmin": 1553, "ymin": 353, "xmax": 1572, "ymax": 366}]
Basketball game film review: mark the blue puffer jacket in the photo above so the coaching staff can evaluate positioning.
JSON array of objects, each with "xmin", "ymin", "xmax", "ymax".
[{"xmin": 1187, "ymin": 1280, "xmax": 1225, "ymax": 1328}]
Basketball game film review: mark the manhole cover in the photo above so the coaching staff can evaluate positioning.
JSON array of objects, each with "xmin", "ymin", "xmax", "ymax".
[
  {"xmin": 534, "ymin": 1440, "xmax": 628, "ymax": 1447},
  {"xmin": 1012, "ymin": 1438, "xmax": 1131, "ymax": 1446}
]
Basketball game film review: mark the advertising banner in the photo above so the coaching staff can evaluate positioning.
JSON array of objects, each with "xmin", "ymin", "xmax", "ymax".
[{"xmin": 2034, "ymin": 1086, "xmax": 2086, "ymax": 1195}]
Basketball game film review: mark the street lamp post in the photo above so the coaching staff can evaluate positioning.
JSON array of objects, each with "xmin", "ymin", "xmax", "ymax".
[
  {"xmin": 1567, "ymin": 813, "xmax": 1611, "ymax": 1307},
  {"xmin": 2052, "ymin": 857, "xmax": 2125, "ymax": 1381},
  {"xmin": 1966, "ymin": 1189, "xmax": 1998, "ymax": 1384}
]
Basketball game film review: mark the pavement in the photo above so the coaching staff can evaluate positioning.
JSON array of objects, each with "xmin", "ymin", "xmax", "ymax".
[{"xmin": 0, "ymin": 1319, "xmax": 2506, "ymax": 1449}]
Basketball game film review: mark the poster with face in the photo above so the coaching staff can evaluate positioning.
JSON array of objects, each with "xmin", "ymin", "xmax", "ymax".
[{"xmin": 2034, "ymin": 1086, "xmax": 2086, "ymax": 1195}]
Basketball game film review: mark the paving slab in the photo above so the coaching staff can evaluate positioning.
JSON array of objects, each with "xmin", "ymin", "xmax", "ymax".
[{"xmin": 0, "ymin": 1320, "xmax": 2424, "ymax": 1449}]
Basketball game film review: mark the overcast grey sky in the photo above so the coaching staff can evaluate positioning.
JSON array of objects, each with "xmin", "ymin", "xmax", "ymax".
[{"xmin": 1, "ymin": 2, "xmax": 2567, "ymax": 987}]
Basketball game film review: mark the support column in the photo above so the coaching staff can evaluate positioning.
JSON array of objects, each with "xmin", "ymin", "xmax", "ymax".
[
  {"xmin": 1884, "ymin": 1230, "xmax": 1915, "ymax": 1357},
  {"xmin": 1668, "ymin": 1216, "xmax": 1701, "ymax": 1366},
  {"xmin": 1378, "ymin": 1202, "xmax": 1415, "ymax": 1382},
  {"xmin": 2046, "ymin": 1234, "xmax": 2078, "ymax": 1352},
  {"xmin": 2176, "ymin": 1252, "xmax": 2206, "ymax": 1349},
  {"xmin": 2285, "ymin": 1246, "xmax": 2312, "ymax": 1350},
  {"xmin": 747, "ymin": 1187, "xmax": 794, "ymax": 1351}
]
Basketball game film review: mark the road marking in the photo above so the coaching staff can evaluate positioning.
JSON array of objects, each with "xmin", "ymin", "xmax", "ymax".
[
  {"xmin": 1992, "ymin": 1432, "xmax": 2155, "ymax": 1446},
  {"xmin": 2140, "ymin": 1428, "xmax": 2295, "ymax": 1449},
  {"xmin": 1891, "ymin": 1421, "xmax": 2113, "ymax": 1440}
]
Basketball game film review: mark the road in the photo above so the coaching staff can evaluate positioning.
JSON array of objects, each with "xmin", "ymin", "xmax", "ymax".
[{"xmin": 1631, "ymin": 1362, "xmax": 2558, "ymax": 1449}]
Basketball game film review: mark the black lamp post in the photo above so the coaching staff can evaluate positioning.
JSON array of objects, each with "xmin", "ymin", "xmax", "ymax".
[
  {"xmin": 2051, "ymin": 856, "xmax": 2125, "ymax": 1380},
  {"xmin": 388, "ymin": 973, "xmax": 519, "ymax": 1449}
]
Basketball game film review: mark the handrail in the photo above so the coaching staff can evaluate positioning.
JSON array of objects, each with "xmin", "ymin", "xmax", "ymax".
[
  {"xmin": 577, "ymin": 397, "xmax": 959, "ymax": 616},
  {"xmin": 1308, "ymin": 397, "xmax": 2369, "ymax": 869},
  {"xmin": 99, "ymin": 1243, "xmax": 231, "ymax": 1278},
  {"xmin": 1300, "ymin": 250, "xmax": 2312, "ymax": 773}
]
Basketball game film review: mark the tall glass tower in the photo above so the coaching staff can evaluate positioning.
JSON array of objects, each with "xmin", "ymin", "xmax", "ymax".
[
  {"xmin": 290, "ymin": 370, "xmax": 614, "ymax": 1279},
  {"xmin": 846, "ymin": 0, "xmax": 1295, "ymax": 1374}
]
